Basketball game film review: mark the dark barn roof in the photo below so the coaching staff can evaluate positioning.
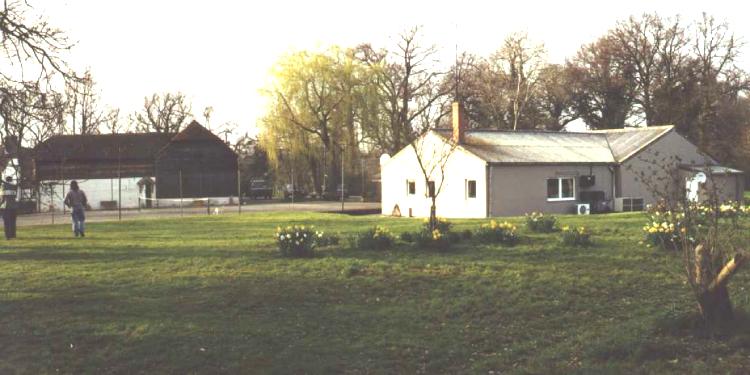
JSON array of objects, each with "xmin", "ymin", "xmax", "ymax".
[{"xmin": 35, "ymin": 133, "xmax": 175, "ymax": 162}]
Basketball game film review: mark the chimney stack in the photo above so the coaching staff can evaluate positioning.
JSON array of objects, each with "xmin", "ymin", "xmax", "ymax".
[{"xmin": 452, "ymin": 102, "xmax": 465, "ymax": 144}]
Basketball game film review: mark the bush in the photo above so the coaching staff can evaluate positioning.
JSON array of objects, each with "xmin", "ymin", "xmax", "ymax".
[
  {"xmin": 399, "ymin": 231, "xmax": 415, "ymax": 243},
  {"xmin": 561, "ymin": 225, "xmax": 592, "ymax": 247},
  {"xmin": 422, "ymin": 217, "xmax": 452, "ymax": 233},
  {"xmin": 414, "ymin": 228, "xmax": 452, "ymax": 252},
  {"xmin": 461, "ymin": 229, "xmax": 473, "ymax": 241},
  {"xmin": 317, "ymin": 233, "xmax": 340, "ymax": 247},
  {"xmin": 353, "ymin": 225, "xmax": 395, "ymax": 251},
  {"xmin": 275, "ymin": 225, "xmax": 322, "ymax": 258},
  {"xmin": 525, "ymin": 212, "xmax": 558, "ymax": 233},
  {"xmin": 475, "ymin": 220, "xmax": 518, "ymax": 245}
]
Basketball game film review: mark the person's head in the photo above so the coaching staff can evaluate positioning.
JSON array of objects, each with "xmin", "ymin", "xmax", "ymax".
[
  {"xmin": 4, "ymin": 176, "xmax": 12, "ymax": 183},
  {"xmin": 70, "ymin": 180, "xmax": 79, "ymax": 191}
]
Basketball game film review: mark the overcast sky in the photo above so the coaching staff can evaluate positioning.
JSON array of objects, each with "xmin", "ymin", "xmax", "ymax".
[{"xmin": 37, "ymin": 0, "xmax": 750, "ymax": 139}]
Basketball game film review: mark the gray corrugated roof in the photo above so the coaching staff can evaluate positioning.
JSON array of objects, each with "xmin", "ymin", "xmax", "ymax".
[
  {"xmin": 457, "ymin": 131, "xmax": 615, "ymax": 163},
  {"xmin": 589, "ymin": 125, "xmax": 673, "ymax": 162},
  {"xmin": 435, "ymin": 125, "xmax": 675, "ymax": 164},
  {"xmin": 679, "ymin": 165, "xmax": 743, "ymax": 175}
]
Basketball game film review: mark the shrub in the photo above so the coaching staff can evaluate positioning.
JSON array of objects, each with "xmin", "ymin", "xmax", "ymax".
[
  {"xmin": 461, "ymin": 229, "xmax": 473, "ymax": 241},
  {"xmin": 415, "ymin": 228, "xmax": 452, "ymax": 252},
  {"xmin": 317, "ymin": 233, "xmax": 340, "ymax": 247},
  {"xmin": 561, "ymin": 225, "xmax": 592, "ymax": 247},
  {"xmin": 354, "ymin": 225, "xmax": 395, "ymax": 251},
  {"xmin": 475, "ymin": 220, "xmax": 518, "ymax": 245},
  {"xmin": 275, "ymin": 225, "xmax": 322, "ymax": 258},
  {"xmin": 525, "ymin": 212, "xmax": 558, "ymax": 233},
  {"xmin": 422, "ymin": 217, "xmax": 452, "ymax": 233},
  {"xmin": 399, "ymin": 231, "xmax": 415, "ymax": 243}
]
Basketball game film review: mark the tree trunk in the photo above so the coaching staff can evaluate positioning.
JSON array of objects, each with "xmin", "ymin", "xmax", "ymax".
[
  {"xmin": 698, "ymin": 285, "xmax": 734, "ymax": 324},
  {"xmin": 429, "ymin": 198, "xmax": 437, "ymax": 231}
]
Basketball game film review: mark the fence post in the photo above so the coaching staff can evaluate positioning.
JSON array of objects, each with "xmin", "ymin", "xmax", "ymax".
[
  {"xmin": 237, "ymin": 166, "xmax": 241, "ymax": 215},
  {"xmin": 179, "ymin": 169, "xmax": 183, "ymax": 218}
]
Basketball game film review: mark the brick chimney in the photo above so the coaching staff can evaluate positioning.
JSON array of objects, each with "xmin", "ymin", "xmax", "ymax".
[{"xmin": 451, "ymin": 102, "xmax": 466, "ymax": 144}]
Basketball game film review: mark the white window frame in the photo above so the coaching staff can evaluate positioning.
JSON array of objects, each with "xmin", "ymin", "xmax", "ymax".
[
  {"xmin": 466, "ymin": 179, "xmax": 477, "ymax": 199},
  {"xmin": 547, "ymin": 177, "xmax": 576, "ymax": 202}
]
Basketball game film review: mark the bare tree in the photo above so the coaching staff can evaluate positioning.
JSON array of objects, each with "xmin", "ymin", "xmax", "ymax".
[
  {"xmin": 132, "ymin": 92, "xmax": 193, "ymax": 133},
  {"xmin": 64, "ymin": 69, "xmax": 119, "ymax": 135},
  {"xmin": 491, "ymin": 32, "xmax": 546, "ymax": 130},
  {"xmin": 356, "ymin": 26, "xmax": 451, "ymax": 154},
  {"xmin": 1, "ymin": 0, "xmax": 75, "ymax": 148}
]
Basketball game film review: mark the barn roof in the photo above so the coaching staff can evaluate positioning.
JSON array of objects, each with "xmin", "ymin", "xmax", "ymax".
[
  {"xmin": 34, "ymin": 133, "xmax": 175, "ymax": 162},
  {"xmin": 434, "ymin": 125, "xmax": 675, "ymax": 164}
]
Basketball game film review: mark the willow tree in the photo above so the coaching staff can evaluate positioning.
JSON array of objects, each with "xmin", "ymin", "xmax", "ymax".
[{"xmin": 261, "ymin": 47, "xmax": 371, "ymax": 195}]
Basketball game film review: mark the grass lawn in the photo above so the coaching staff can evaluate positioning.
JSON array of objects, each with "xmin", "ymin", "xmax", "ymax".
[{"xmin": 1, "ymin": 212, "xmax": 750, "ymax": 374}]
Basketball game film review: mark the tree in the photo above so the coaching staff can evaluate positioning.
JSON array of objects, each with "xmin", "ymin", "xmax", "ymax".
[
  {"xmin": 356, "ymin": 26, "xmax": 451, "ymax": 154},
  {"xmin": 1, "ymin": 0, "xmax": 74, "ymax": 148},
  {"xmin": 64, "ymin": 69, "xmax": 119, "ymax": 135},
  {"xmin": 132, "ymin": 92, "xmax": 192, "ymax": 133},
  {"xmin": 568, "ymin": 36, "xmax": 636, "ymax": 129},
  {"xmin": 491, "ymin": 32, "xmax": 546, "ymax": 130},
  {"xmin": 411, "ymin": 127, "xmax": 457, "ymax": 231},
  {"xmin": 537, "ymin": 64, "xmax": 578, "ymax": 130}
]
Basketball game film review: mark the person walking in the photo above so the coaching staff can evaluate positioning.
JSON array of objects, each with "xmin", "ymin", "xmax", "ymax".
[
  {"xmin": 1, "ymin": 176, "xmax": 18, "ymax": 240},
  {"xmin": 64, "ymin": 180, "xmax": 88, "ymax": 237}
]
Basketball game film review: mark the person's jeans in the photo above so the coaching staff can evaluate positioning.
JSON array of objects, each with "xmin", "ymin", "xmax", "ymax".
[
  {"xmin": 72, "ymin": 208, "xmax": 85, "ymax": 235},
  {"xmin": 3, "ymin": 208, "xmax": 16, "ymax": 239}
]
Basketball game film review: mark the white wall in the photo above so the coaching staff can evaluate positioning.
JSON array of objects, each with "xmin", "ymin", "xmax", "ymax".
[
  {"xmin": 381, "ymin": 131, "xmax": 488, "ymax": 218},
  {"xmin": 39, "ymin": 177, "xmax": 145, "ymax": 211}
]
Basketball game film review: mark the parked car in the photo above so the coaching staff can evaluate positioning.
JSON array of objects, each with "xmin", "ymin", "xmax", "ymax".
[
  {"xmin": 283, "ymin": 184, "xmax": 305, "ymax": 200},
  {"xmin": 248, "ymin": 179, "xmax": 273, "ymax": 199}
]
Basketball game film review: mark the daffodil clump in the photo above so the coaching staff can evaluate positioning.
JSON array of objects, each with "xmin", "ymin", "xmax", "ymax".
[
  {"xmin": 353, "ymin": 225, "xmax": 395, "ymax": 251},
  {"xmin": 422, "ymin": 217, "xmax": 452, "ymax": 233},
  {"xmin": 525, "ymin": 211, "xmax": 558, "ymax": 233},
  {"xmin": 476, "ymin": 220, "xmax": 519, "ymax": 245},
  {"xmin": 275, "ymin": 225, "xmax": 324, "ymax": 258},
  {"xmin": 561, "ymin": 225, "xmax": 592, "ymax": 247},
  {"xmin": 414, "ymin": 226, "xmax": 453, "ymax": 251}
]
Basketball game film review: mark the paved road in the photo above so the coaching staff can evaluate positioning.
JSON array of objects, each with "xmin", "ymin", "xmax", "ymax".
[{"xmin": 16, "ymin": 201, "xmax": 382, "ymax": 227}]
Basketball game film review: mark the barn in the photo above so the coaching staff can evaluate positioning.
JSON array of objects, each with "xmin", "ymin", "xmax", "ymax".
[{"xmin": 33, "ymin": 121, "xmax": 238, "ymax": 211}]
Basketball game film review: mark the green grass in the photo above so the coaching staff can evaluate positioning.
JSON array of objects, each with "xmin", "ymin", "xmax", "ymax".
[{"xmin": 1, "ymin": 212, "xmax": 750, "ymax": 373}]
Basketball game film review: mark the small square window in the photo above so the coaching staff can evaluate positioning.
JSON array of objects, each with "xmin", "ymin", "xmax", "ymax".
[
  {"xmin": 547, "ymin": 177, "xmax": 575, "ymax": 201},
  {"xmin": 467, "ymin": 180, "xmax": 476, "ymax": 198},
  {"xmin": 406, "ymin": 180, "xmax": 415, "ymax": 195}
]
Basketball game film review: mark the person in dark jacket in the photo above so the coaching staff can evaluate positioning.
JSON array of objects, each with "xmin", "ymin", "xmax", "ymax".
[
  {"xmin": 1, "ymin": 176, "xmax": 18, "ymax": 240},
  {"xmin": 64, "ymin": 180, "xmax": 88, "ymax": 237}
]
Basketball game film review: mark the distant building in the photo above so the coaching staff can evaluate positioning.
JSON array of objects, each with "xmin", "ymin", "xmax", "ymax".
[
  {"xmin": 33, "ymin": 121, "xmax": 238, "ymax": 211},
  {"xmin": 380, "ymin": 103, "xmax": 744, "ymax": 218}
]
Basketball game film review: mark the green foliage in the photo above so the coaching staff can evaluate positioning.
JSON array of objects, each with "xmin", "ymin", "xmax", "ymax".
[
  {"xmin": 525, "ymin": 211, "xmax": 558, "ymax": 233},
  {"xmin": 317, "ymin": 232, "xmax": 340, "ymax": 247},
  {"xmin": 561, "ymin": 225, "xmax": 593, "ymax": 247},
  {"xmin": 275, "ymin": 225, "xmax": 322, "ymax": 258},
  {"xmin": 475, "ymin": 220, "xmax": 519, "ymax": 245},
  {"xmin": 414, "ymin": 228, "xmax": 452, "ymax": 252},
  {"xmin": 353, "ymin": 225, "xmax": 395, "ymax": 251},
  {"xmin": 423, "ymin": 217, "xmax": 452, "ymax": 233},
  {"xmin": 399, "ymin": 231, "xmax": 415, "ymax": 243}
]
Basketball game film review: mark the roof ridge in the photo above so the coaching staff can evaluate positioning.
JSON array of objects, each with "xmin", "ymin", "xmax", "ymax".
[{"xmin": 585, "ymin": 125, "xmax": 674, "ymax": 133}]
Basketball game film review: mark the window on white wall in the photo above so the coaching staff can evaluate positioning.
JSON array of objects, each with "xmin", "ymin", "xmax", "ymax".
[
  {"xmin": 547, "ymin": 177, "xmax": 575, "ymax": 201},
  {"xmin": 406, "ymin": 180, "xmax": 415, "ymax": 195},
  {"xmin": 466, "ymin": 180, "xmax": 476, "ymax": 198}
]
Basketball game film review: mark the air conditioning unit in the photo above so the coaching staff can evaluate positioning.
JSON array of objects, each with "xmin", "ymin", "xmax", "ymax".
[
  {"xmin": 614, "ymin": 197, "xmax": 645, "ymax": 212},
  {"xmin": 576, "ymin": 203, "xmax": 590, "ymax": 215}
]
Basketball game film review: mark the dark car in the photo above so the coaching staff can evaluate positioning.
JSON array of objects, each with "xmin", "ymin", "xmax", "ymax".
[
  {"xmin": 248, "ymin": 179, "xmax": 273, "ymax": 200},
  {"xmin": 283, "ymin": 184, "xmax": 305, "ymax": 200}
]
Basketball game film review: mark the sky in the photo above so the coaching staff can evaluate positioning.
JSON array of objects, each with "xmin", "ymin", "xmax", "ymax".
[{"xmin": 34, "ymin": 0, "xmax": 750, "ymax": 140}]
